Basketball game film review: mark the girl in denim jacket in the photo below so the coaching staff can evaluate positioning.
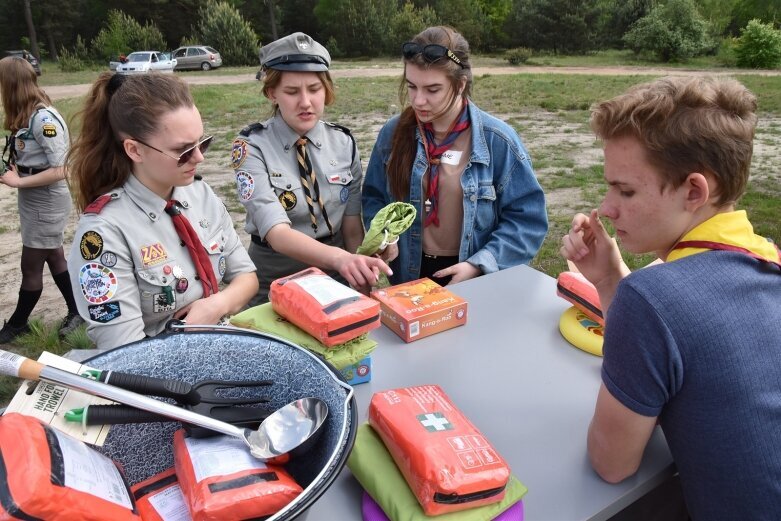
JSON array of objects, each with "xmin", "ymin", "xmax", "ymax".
[{"xmin": 362, "ymin": 26, "xmax": 548, "ymax": 286}]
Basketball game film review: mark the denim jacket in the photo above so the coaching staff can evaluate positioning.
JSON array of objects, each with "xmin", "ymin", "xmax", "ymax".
[{"xmin": 362, "ymin": 101, "xmax": 548, "ymax": 284}]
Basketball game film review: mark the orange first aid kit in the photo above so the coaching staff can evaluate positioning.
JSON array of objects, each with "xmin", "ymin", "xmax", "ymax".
[
  {"xmin": 131, "ymin": 468, "xmax": 191, "ymax": 521},
  {"xmin": 368, "ymin": 385, "xmax": 510, "ymax": 516},
  {"xmin": 270, "ymin": 267, "xmax": 381, "ymax": 347},
  {"xmin": 173, "ymin": 429, "xmax": 302, "ymax": 520},
  {"xmin": 556, "ymin": 271, "xmax": 604, "ymax": 326},
  {"xmin": 0, "ymin": 413, "xmax": 140, "ymax": 521},
  {"xmin": 370, "ymin": 278, "xmax": 467, "ymax": 342}
]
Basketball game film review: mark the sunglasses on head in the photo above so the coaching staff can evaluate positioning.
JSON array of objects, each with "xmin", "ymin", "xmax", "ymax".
[
  {"xmin": 401, "ymin": 42, "xmax": 465, "ymax": 69},
  {"xmin": 134, "ymin": 135, "xmax": 213, "ymax": 166}
]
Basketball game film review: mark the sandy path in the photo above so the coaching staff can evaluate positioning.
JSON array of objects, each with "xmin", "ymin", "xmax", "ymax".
[{"xmin": 42, "ymin": 64, "xmax": 781, "ymax": 101}]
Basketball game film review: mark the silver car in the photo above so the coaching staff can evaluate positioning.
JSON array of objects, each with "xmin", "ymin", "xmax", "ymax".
[
  {"xmin": 172, "ymin": 46, "xmax": 223, "ymax": 71},
  {"xmin": 116, "ymin": 51, "xmax": 177, "ymax": 74}
]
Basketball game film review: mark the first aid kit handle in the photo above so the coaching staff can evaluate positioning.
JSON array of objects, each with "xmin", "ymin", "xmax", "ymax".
[{"xmin": 0, "ymin": 349, "xmax": 246, "ymax": 439}]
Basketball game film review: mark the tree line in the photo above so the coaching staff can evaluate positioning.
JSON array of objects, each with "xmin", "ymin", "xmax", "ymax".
[{"xmin": 3, "ymin": 0, "xmax": 780, "ymax": 68}]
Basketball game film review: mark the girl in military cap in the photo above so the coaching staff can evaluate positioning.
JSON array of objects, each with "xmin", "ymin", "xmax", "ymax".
[
  {"xmin": 363, "ymin": 26, "xmax": 548, "ymax": 285},
  {"xmin": 234, "ymin": 32, "xmax": 391, "ymax": 304},
  {"xmin": 0, "ymin": 56, "xmax": 83, "ymax": 343},
  {"xmin": 67, "ymin": 73, "xmax": 258, "ymax": 349}
]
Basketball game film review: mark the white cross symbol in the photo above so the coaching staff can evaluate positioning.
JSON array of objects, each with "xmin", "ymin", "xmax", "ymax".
[{"xmin": 420, "ymin": 413, "xmax": 450, "ymax": 431}]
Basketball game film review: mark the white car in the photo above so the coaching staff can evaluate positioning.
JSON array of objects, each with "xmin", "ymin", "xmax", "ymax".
[{"xmin": 115, "ymin": 51, "xmax": 177, "ymax": 74}]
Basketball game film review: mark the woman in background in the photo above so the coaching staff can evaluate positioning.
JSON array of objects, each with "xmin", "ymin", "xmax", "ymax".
[{"xmin": 0, "ymin": 55, "xmax": 83, "ymax": 343}]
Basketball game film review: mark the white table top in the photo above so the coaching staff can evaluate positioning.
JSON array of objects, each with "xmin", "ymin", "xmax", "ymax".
[{"xmin": 306, "ymin": 264, "xmax": 674, "ymax": 521}]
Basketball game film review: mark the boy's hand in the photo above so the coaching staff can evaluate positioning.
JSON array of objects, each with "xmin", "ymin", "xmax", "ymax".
[{"xmin": 560, "ymin": 210, "xmax": 629, "ymax": 309}]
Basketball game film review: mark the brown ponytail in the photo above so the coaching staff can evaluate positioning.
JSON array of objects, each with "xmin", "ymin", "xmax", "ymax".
[
  {"xmin": 385, "ymin": 26, "xmax": 473, "ymax": 201},
  {"xmin": 69, "ymin": 72, "xmax": 194, "ymax": 211}
]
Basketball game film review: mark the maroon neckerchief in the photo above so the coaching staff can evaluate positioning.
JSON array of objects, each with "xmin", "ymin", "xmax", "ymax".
[
  {"xmin": 164, "ymin": 200, "xmax": 219, "ymax": 296},
  {"xmin": 418, "ymin": 99, "xmax": 470, "ymax": 227},
  {"xmin": 672, "ymin": 240, "xmax": 781, "ymax": 269}
]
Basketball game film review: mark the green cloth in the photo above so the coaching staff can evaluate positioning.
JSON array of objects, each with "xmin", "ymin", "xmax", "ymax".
[
  {"xmin": 347, "ymin": 423, "xmax": 528, "ymax": 521},
  {"xmin": 230, "ymin": 303, "xmax": 377, "ymax": 370},
  {"xmin": 357, "ymin": 202, "xmax": 417, "ymax": 288}
]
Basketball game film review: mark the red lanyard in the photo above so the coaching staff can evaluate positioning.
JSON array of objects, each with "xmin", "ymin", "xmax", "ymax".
[{"xmin": 672, "ymin": 240, "xmax": 781, "ymax": 269}]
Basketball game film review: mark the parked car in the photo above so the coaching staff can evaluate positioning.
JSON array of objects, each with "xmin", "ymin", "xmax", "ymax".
[
  {"xmin": 172, "ymin": 46, "xmax": 222, "ymax": 71},
  {"xmin": 4, "ymin": 50, "xmax": 41, "ymax": 75},
  {"xmin": 115, "ymin": 51, "xmax": 176, "ymax": 74}
]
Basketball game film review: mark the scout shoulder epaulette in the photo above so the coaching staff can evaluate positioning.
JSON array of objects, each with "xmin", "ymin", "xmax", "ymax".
[
  {"xmin": 32, "ymin": 106, "xmax": 66, "ymax": 132},
  {"xmin": 84, "ymin": 193, "xmax": 117, "ymax": 214},
  {"xmin": 239, "ymin": 122, "xmax": 266, "ymax": 137},
  {"xmin": 324, "ymin": 121, "xmax": 357, "ymax": 161}
]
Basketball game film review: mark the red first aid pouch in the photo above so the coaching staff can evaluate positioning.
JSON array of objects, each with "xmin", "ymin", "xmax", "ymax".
[
  {"xmin": 173, "ymin": 429, "xmax": 302, "ymax": 520},
  {"xmin": 270, "ymin": 267, "xmax": 381, "ymax": 347},
  {"xmin": 556, "ymin": 271, "xmax": 604, "ymax": 326},
  {"xmin": 368, "ymin": 385, "xmax": 510, "ymax": 516},
  {"xmin": 0, "ymin": 412, "xmax": 140, "ymax": 521},
  {"xmin": 131, "ymin": 468, "xmax": 191, "ymax": 521}
]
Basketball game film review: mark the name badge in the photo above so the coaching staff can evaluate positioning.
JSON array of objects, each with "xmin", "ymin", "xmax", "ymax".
[{"xmin": 440, "ymin": 150, "xmax": 463, "ymax": 166}]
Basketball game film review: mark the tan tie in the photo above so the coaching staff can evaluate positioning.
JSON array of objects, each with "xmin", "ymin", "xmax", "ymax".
[{"xmin": 295, "ymin": 137, "xmax": 333, "ymax": 235}]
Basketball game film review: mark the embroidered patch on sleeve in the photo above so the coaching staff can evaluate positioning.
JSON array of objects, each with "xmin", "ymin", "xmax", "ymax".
[
  {"xmin": 231, "ymin": 139, "xmax": 248, "ymax": 169},
  {"xmin": 87, "ymin": 302, "xmax": 121, "ymax": 323},
  {"xmin": 42, "ymin": 123, "xmax": 58, "ymax": 138},
  {"xmin": 236, "ymin": 171, "xmax": 255, "ymax": 201},
  {"xmin": 79, "ymin": 230, "xmax": 104, "ymax": 260},
  {"xmin": 79, "ymin": 263, "xmax": 118, "ymax": 304}
]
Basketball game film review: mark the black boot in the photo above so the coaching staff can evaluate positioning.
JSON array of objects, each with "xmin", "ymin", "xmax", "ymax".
[{"xmin": 0, "ymin": 320, "xmax": 31, "ymax": 344}]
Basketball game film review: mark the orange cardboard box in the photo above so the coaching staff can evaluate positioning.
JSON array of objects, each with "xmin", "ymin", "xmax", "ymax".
[{"xmin": 371, "ymin": 278, "xmax": 467, "ymax": 342}]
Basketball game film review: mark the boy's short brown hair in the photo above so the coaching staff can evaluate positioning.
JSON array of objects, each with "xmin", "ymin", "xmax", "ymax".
[{"xmin": 590, "ymin": 76, "xmax": 757, "ymax": 206}]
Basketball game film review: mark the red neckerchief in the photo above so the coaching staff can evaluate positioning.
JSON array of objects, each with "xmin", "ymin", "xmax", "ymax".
[
  {"xmin": 165, "ymin": 200, "xmax": 220, "ymax": 296},
  {"xmin": 417, "ymin": 99, "xmax": 470, "ymax": 227}
]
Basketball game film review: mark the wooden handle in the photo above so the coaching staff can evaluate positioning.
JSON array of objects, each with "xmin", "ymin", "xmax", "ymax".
[
  {"xmin": 0, "ymin": 349, "xmax": 43, "ymax": 380},
  {"xmin": 19, "ymin": 358, "xmax": 43, "ymax": 380}
]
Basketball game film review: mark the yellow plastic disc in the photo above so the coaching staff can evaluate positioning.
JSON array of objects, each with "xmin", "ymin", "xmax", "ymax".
[{"xmin": 559, "ymin": 306, "xmax": 604, "ymax": 357}]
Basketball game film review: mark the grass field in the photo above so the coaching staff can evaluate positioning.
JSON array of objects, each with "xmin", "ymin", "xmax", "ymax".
[{"xmin": 1, "ymin": 66, "xmax": 779, "ymax": 406}]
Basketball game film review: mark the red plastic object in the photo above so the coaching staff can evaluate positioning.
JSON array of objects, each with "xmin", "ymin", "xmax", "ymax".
[{"xmin": 556, "ymin": 271, "xmax": 604, "ymax": 326}]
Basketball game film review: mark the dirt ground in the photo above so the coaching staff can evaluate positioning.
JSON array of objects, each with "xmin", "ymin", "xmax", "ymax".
[{"xmin": 2, "ymin": 66, "xmax": 780, "ymax": 329}]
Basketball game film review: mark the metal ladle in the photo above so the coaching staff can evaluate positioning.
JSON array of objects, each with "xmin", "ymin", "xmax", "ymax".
[{"xmin": 0, "ymin": 349, "xmax": 328, "ymax": 460}]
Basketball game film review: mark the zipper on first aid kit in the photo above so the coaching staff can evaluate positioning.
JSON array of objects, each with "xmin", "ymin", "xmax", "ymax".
[
  {"xmin": 433, "ymin": 485, "xmax": 506, "ymax": 505},
  {"xmin": 556, "ymin": 282, "xmax": 603, "ymax": 320}
]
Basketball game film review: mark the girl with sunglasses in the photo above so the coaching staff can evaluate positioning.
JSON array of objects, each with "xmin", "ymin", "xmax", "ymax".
[
  {"xmin": 363, "ymin": 26, "xmax": 548, "ymax": 286},
  {"xmin": 0, "ymin": 56, "xmax": 83, "ymax": 344},
  {"xmin": 234, "ymin": 33, "xmax": 391, "ymax": 304},
  {"xmin": 67, "ymin": 73, "xmax": 258, "ymax": 349}
]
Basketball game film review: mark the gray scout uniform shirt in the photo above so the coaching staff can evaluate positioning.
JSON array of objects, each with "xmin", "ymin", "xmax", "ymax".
[
  {"xmin": 68, "ymin": 175, "xmax": 255, "ymax": 349},
  {"xmin": 13, "ymin": 106, "xmax": 72, "ymax": 248},
  {"xmin": 232, "ymin": 113, "xmax": 362, "ymax": 242}
]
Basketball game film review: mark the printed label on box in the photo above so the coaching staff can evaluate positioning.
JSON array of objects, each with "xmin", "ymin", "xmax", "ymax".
[
  {"xmin": 371, "ymin": 278, "xmax": 467, "ymax": 342},
  {"xmin": 5, "ymin": 352, "xmax": 112, "ymax": 445}
]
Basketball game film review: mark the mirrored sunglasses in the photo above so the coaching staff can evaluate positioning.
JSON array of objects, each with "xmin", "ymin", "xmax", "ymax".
[
  {"xmin": 134, "ymin": 135, "xmax": 213, "ymax": 166},
  {"xmin": 401, "ymin": 42, "xmax": 465, "ymax": 69}
]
